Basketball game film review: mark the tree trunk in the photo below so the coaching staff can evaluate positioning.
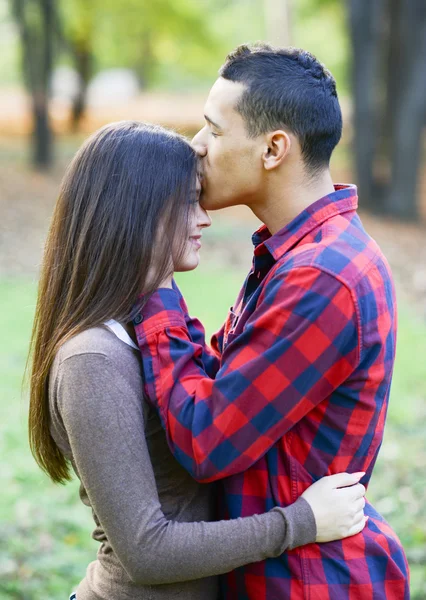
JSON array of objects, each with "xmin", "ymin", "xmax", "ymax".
[
  {"xmin": 348, "ymin": 0, "xmax": 426, "ymax": 220},
  {"xmin": 35, "ymin": 0, "xmax": 54, "ymax": 168},
  {"xmin": 11, "ymin": 0, "xmax": 56, "ymax": 170},
  {"xmin": 347, "ymin": 0, "xmax": 385, "ymax": 211},
  {"xmin": 32, "ymin": 91, "xmax": 52, "ymax": 168},
  {"xmin": 136, "ymin": 30, "xmax": 155, "ymax": 89},
  {"xmin": 382, "ymin": 0, "xmax": 402, "ymax": 158},
  {"xmin": 70, "ymin": 42, "xmax": 92, "ymax": 131},
  {"xmin": 386, "ymin": 0, "xmax": 426, "ymax": 218}
]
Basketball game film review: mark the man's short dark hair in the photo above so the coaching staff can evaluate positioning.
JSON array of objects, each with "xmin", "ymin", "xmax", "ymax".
[{"xmin": 219, "ymin": 43, "xmax": 342, "ymax": 174}]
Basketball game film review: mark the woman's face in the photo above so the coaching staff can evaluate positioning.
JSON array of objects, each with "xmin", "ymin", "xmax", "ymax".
[{"xmin": 173, "ymin": 178, "xmax": 211, "ymax": 272}]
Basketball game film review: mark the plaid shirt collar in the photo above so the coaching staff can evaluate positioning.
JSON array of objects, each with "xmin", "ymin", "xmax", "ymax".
[{"xmin": 252, "ymin": 183, "xmax": 358, "ymax": 261}]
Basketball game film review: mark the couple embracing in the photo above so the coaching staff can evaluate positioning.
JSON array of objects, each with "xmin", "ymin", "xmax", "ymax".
[{"xmin": 29, "ymin": 44, "xmax": 409, "ymax": 599}]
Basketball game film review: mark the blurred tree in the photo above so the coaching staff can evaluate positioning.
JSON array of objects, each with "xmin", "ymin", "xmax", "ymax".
[
  {"xmin": 347, "ymin": 0, "xmax": 383, "ymax": 212},
  {"xmin": 348, "ymin": 0, "xmax": 426, "ymax": 219},
  {"xmin": 11, "ymin": 0, "xmax": 57, "ymax": 168},
  {"xmin": 385, "ymin": 0, "xmax": 426, "ymax": 218},
  {"xmin": 8, "ymin": 0, "xmax": 225, "ymax": 155},
  {"xmin": 59, "ymin": 0, "xmax": 94, "ymax": 131},
  {"xmin": 59, "ymin": 0, "xmax": 220, "ymax": 130}
]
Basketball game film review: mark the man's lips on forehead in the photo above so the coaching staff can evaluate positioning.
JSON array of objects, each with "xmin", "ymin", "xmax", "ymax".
[
  {"xmin": 198, "ymin": 173, "xmax": 208, "ymax": 192},
  {"xmin": 197, "ymin": 159, "xmax": 207, "ymax": 181}
]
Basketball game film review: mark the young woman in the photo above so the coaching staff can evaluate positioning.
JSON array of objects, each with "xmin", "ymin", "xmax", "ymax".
[{"xmin": 28, "ymin": 121, "xmax": 366, "ymax": 600}]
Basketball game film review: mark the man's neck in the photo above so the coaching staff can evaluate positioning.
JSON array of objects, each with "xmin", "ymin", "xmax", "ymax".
[{"xmin": 249, "ymin": 169, "xmax": 335, "ymax": 235}]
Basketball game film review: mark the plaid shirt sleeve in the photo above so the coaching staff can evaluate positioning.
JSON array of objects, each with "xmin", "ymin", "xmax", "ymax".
[
  {"xmin": 135, "ymin": 266, "xmax": 360, "ymax": 482},
  {"xmin": 171, "ymin": 279, "xmax": 222, "ymax": 378}
]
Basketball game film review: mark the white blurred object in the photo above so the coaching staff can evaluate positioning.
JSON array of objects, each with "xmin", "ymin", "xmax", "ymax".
[
  {"xmin": 51, "ymin": 66, "xmax": 81, "ymax": 102},
  {"xmin": 264, "ymin": 0, "xmax": 292, "ymax": 46},
  {"xmin": 87, "ymin": 69, "xmax": 140, "ymax": 106}
]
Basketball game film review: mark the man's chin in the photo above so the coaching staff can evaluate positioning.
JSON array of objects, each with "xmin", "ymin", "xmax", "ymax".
[{"xmin": 200, "ymin": 191, "xmax": 230, "ymax": 212}]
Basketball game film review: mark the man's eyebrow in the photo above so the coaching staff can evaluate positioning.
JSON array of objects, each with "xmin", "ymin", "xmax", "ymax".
[{"xmin": 204, "ymin": 114, "xmax": 222, "ymax": 130}]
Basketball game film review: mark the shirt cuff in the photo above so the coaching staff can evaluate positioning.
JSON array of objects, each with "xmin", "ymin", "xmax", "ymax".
[
  {"xmin": 273, "ymin": 496, "xmax": 317, "ymax": 551},
  {"xmin": 133, "ymin": 288, "xmax": 187, "ymax": 341}
]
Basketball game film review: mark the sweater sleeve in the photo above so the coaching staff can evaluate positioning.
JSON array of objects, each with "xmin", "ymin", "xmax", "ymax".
[{"xmin": 54, "ymin": 352, "xmax": 316, "ymax": 586}]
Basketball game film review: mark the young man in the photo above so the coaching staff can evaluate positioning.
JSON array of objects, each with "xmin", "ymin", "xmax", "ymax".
[{"xmin": 134, "ymin": 45, "xmax": 409, "ymax": 599}]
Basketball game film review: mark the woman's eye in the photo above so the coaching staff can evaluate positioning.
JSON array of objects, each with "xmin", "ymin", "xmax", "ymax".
[
  {"xmin": 211, "ymin": 132, "xmax": 219, "ymax": 138},
  {"xmin": 190, "ymin": 192, "xmax": 200, "ymax": 205}
]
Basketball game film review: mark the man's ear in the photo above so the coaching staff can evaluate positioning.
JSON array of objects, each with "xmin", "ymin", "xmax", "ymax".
[{"xmin": 262, "ymin": 130, "xmax": 292, "ymax": 171}]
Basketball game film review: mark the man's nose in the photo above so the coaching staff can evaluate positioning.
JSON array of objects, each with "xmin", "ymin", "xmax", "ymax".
[
  {"xmin": 191, "ymin": 130, "xmax": 207, "ymax": 157},
  {"xmin": 194, "ymin": 143, "xmax": 207, "ymax": 158}
]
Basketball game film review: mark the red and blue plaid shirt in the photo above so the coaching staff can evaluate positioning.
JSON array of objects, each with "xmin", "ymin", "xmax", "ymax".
[{"xmin": 134, "ymin": 185, "xmax": 409, "ymax": 599}]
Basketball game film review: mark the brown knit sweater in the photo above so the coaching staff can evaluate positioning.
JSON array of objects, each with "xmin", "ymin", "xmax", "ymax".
[{"xmin": 48, "ymin": 326, "xmax": 316, "ymax": 600}]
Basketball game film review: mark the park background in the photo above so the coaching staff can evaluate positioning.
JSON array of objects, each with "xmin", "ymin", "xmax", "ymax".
[{"xmin": 0, "ymin": 0, "xmax": 425, "ymax": 598}]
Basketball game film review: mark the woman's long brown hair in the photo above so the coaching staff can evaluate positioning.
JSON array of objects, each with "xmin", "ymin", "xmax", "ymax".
[{"xmin": 27, "ymin": 121, "xmax": 197, "ymax": 483}]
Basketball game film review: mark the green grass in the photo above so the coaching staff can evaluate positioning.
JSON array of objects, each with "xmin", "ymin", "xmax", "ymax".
[
  {"xmin": 1, "ymin": 273, "xmax": 425, "ymax": 598},
  {"xmin": 0, "ymin": 271, "xmax": 242, "ymax": 599},
  {"xmin": 0, "ymin": 280, "xmax": 95, "ymax": 598}
]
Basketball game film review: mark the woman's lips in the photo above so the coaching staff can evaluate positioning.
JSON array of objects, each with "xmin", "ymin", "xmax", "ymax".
[{"xmin": 190, "ymin": 235, "xmax": 202, "ymax": 249}]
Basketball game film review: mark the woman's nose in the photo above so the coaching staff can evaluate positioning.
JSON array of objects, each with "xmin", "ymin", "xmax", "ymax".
[{"xmin": 197, "ymin": 206, "xmax": 211, "ymax": 228}]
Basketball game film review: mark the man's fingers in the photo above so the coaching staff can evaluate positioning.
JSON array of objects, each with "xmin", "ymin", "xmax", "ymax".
[{"xmin": 326, "ymin": 472, "xmax": 365, "ymax": 489}]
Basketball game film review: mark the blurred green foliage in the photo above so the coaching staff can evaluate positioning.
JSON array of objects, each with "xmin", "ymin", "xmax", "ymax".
[
  {"xmin": 0, "ymin": 266, "xmax": 425, "ymax": 598},
  {"xmin": 60, "ymin": 0, "xmax": 220, "ymax": 87},
  {"xmin": 0, "ymin": 0, "xmax": 350, "ymax": 92}
]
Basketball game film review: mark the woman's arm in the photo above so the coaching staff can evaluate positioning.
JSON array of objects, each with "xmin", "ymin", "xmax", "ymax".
[
  {"xmin": 55, "ymin": 351, "xmax": 365, "ymax": 586},
  {"xmin": 54, "ymin": 352, "xmax": 312, "ymax": 585}
]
